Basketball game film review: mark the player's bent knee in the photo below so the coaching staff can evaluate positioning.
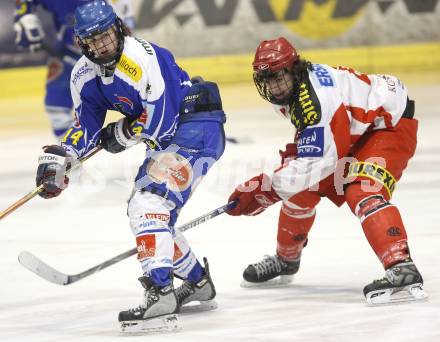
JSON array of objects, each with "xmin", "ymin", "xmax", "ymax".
[
  {"xmin": 346, "ymin": 184, "xmax": 392, "ymax": 223},
  {"xmin": 128, "ymin": 191, "xmax": 175, "ymax": 235},
  {"xmin": 281, "ymin": 202, "xmax": 316, "ymax": 219},
  {"xmin": 127, "ymin": 191, "xmax": 176, "ymax": 269}
]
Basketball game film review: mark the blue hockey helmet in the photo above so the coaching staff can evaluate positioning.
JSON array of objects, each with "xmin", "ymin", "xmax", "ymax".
[{"xmin": 74, "ymin": 0, "xmax": 125, "ymax": 67}]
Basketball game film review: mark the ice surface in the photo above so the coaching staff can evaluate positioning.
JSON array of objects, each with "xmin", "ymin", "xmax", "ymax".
[{"xmin": 0, "ymin": 83, "xmax": 439, "ymax": 342}]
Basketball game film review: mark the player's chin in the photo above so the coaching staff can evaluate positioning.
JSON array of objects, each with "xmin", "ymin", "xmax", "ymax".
[
  {"xmin": 273, "ymin": 92, "xmax": 288, "ymax": 100},
  {"xmin": 97, "ymin": 50, "xmax": 115, "ymax": 59}
]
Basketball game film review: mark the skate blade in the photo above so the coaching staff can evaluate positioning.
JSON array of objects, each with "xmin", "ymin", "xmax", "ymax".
[
  {"xmin": 240, "ymin": 275, "xmax": 294, "ymax": 289},
  {"xmin": 366, "ymin": 283, "xmax": 428, "ymax": 306},
  {"xmin": 180, "ymin": 299, "xmax": 218, "ymax": 314},
  {"xmin": 120, "ymin": 314, "xmax": 182, "ymax": 334}
]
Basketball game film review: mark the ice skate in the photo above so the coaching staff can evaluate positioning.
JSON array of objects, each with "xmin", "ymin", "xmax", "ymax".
[
  {"xmin": 364, "ymin": 259, "xmax": 428, "ymax": 305},
  {"xmin": 175, "ymin": 258, "xmax": 218, "ymax": 313},
  {"xmin": 119, "ymin": 277, "xmax": 181, "ymax": 334},
  {"xmin": 241, "ymin": 254, "xmax": 300, "ymax": 288}
]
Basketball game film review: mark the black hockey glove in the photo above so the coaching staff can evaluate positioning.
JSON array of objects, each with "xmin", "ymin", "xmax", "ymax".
[
  {"xmin": 99, "ymin": 118, "xmax": 138, "ymax": 153},
  {"xmin": 36, "ymin": 145, "xmax": 71, "ymax": 199}
]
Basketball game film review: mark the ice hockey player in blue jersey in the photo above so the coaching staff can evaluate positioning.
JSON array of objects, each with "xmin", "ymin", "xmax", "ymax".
[
  {"xmin": 13, "ymin": 0, "xmax": 135, "ymax": 139},
  {"xmin": 33, "ymin": 0, "xmax": 226, "ymax": 334}
]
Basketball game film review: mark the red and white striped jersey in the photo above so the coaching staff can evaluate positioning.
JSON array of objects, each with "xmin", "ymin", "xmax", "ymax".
[{"xmin": 271, "ymin": 64, "xmax": 409, "ymax": 201}]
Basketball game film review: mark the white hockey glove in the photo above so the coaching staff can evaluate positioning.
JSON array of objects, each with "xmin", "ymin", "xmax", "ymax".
[
  {"xmin": 100, "ymin": 117, "xmax": 139, "ymax": 153},
  {"xmin": 13, "ymin": 13, "xmax": 45, "ymax": 53}
]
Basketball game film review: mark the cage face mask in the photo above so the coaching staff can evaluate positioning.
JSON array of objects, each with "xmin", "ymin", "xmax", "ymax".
[{"xmin": 252, "ymin": 37, "xmax": 298, "ymax": 105}]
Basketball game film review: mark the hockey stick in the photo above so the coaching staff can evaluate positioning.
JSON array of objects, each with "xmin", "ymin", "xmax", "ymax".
[
  {"xmin": 18, "ymin": 201, "xmax": 236, "ymax": 285},
  {"xmin": 0, "ymin": 146, "xmax": 102, "ymax": 221}
]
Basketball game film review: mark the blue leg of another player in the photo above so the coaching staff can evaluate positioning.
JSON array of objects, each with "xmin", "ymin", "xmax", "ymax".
[{"xmin": 45, "ymin": 58, "xmax": 74, "ymax": 139}]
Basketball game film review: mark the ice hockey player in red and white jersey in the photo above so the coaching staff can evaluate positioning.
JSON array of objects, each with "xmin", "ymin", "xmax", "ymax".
[{"xmin": 226, "ymin": 37, "xmax": 427, "ymax": 305}]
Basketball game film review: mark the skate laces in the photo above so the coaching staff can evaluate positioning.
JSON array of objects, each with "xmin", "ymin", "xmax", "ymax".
[
  {"xmin": 146, "ymin": 286, "xmax": 160, "ymax": 306},
  {"xmin": 128, "ymin": 305, "xmax": 145, "ymax": 314},
  {"xmin": 176, "ymin": 281, "xmax": 194, "ymax": 302},
  {"xmin": 253, "ymin": 255, "xmax": 284, "ymax": 277},
  {"xmin": 127, "ymin": 286, "xmax": 160, "ymax": 314}
]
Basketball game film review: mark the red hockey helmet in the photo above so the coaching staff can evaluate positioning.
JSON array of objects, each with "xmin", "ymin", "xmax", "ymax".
[
  {"xmin": 252, "ymin": 38, "xmax": 299, "ymax": 105},
  {"xmin": 252, "ymin": 37, "xmax": 298, "ymax": 73}
]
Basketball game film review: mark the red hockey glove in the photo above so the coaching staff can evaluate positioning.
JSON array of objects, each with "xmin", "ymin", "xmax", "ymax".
[
  {"xmin": 227, "ymin": 173, "xmax": 281, "ymax": 216},
  {"xmin": 279, "ymin": 143, "xmax": 297, "ymax": 165}
]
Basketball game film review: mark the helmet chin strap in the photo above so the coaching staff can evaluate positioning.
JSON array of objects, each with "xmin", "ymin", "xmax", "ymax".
[
  {"xmin": 91, "ymin": 43, "xmax": 122, "ymax": 69},
  {"xmin": 100, "ymin": 65, "xmax": 115, "ymax": 77}
]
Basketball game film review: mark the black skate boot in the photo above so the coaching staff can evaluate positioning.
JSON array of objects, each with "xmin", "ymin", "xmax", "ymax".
[
  {"xmin": 241, "ymin": 254, "xmax": 300, "ymax": 288},
  {"xmin": 175, "ymin": 257, "xmax": 218, "ymax": 313},
  {"xmin": 119, "ymin": 277, "xmax": 181, "ymax": 333},
  {"xmin": 363, "ymin": 259, "xmax": 428, "ymax": 305}
]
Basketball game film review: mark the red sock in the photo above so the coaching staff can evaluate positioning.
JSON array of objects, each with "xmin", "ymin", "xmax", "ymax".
[{"xmin": 276, "ymin": 204, "xmax": 315, "ymax": 261}]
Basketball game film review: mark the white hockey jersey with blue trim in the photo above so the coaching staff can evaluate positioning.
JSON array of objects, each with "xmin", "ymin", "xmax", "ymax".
[{"xmin": 63, "ymin": 36, "xmax": 191, "ymax": 157}]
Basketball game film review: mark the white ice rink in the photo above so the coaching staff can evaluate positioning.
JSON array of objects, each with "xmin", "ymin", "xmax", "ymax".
[{"xmin": 1, "ymin": 82, "xmax": 439, "ymax": 341}]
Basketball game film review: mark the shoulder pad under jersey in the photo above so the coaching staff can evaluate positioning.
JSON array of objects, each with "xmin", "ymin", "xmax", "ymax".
[{"xmin": 114, "ymin": 37, "xmax": 164, "ymax": 101}]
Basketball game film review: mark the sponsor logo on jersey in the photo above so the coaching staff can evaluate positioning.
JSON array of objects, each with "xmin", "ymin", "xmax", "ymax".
[
  {"xmin": 347, "ymin": 161, "xmax": 397, "ymax": 197},
  {"xmin": 135, "ymin": 38, "xmax": 154, "ymax": 55},
  {"xmin": 116, "ymin": 96, "xmax": 134, "ymax": 109},
  {"xmin": 117, "ymin": 54, "xmax": 142, "ymax": 82},
  {"xmin": 113, "ymin": 95, "xmax": 134, "ymax": 115},
  {"xmin": 297, "ymin": 126, "xmax": 324, "ymax": 157},
  {"xmin": 291, "ymin": 83, "xmax": 321, "ymax": 129},
  {"xmin": 72, "ymin": 62, "xmax": 93, "ymax": 85},
  {"xmin": 313, "ymin": 64, "xmax": 334, "ymax": 87},
  {"xmin": 378, "ymin": 74, "xmax": 402, "ymax": 93}
]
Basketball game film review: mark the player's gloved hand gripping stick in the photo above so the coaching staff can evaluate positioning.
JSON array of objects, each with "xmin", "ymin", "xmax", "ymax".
[
  {"xmin": 1, "ymin": 116, "xmax": 140, "ymax": 222},
  {"xmin": 0, "ymin": 146, "xmax": 102, "ymax": 221}
]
